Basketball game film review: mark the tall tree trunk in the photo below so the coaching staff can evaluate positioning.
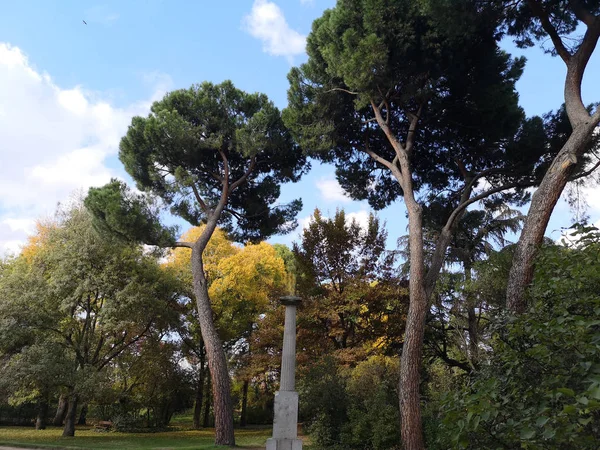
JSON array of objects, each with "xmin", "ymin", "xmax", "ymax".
[
  {"xmin": 62, "ymin": 392, "xmax": 78, "ymax": 437},
  {"xmin": 35, "ymin": 395, "xmax": 49, "ymax": 430},
  {"xmin": 507, "ymin": 122, "xmax": 597, "ymax": 313},
  {"xmin": 240, "ymin": 380, "xmax": 249, "ymax": 427},
  {"xmin": 193, "ymin": 361, "xmax": 205, "ymax": 429},
  {"xmin": 399, "ymin": 202, "xmax": 428, "ymax": 450},
  {"xmin": 191, "ymin": 247, "xmax": 235, "ymax": 446},
  {"xmin": 52, "ymin": 394, "xmax": 68, "ymax": 426},
  {"xmin": 77, "ymin": 404, "xmax": 88, "ymax": 425},
  {"xmin": 507, "ymin": 14, "xmax": 600, "ymax": 313},
  {"xmin": 203, "ymin": 374, "xmax": 212, "ymax": 428}
]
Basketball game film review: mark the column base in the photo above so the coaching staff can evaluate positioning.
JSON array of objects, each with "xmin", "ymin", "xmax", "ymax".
[
  {"xmin": 272, "ymin": 391, "xmax": 298, "ymax": 438},
  {"xmin": 266, "ymin": 437, "xmax": 303, "ymax": 450}
]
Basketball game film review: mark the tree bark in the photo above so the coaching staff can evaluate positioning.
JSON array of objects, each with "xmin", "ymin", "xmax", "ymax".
[
  {"xmin": 240, "ymin": 380, "xmax": 249, "ymax": 427},
  {"xmin": 193, "ymin": 362, "xmax": 205, "ymax": 429},
  {"xmin": 203, "ymin": 374, "xmax": 212, "ymax": 428},
  {"xmin": 35, "ymin": 395, "xmax": 48, "ymax": 430},
  {"xmin": 62, "ymin": 393, "xmax": 78, "ymax": 437},
  {"xmin": 507, "ymin": 121, "xmax": 597, "ymax": 312},
  {"xmin": 77, "ymin": 403, "xmax": 88, "ymax": 425},
  {"xmin": 506, "ymin": 10, "xmax": 600, "ymax": 313},
  {"xmin": 399, "ymin": 201, "xmax": 428, "ymax": 450},
  {"xmin": 191, "ymin": 247, "xmax": 235, "ymax": 446},
  {"xmin": 52, "ymin": 394, "xmax": 68, "ymax": 426}
]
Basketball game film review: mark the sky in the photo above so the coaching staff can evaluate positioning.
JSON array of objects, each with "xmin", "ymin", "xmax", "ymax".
[{"xmin": 0, "ymin": 0, "xmax": 599, "ymax": 256}]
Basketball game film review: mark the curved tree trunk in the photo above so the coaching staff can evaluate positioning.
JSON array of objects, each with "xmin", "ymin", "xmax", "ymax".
[
  {"xmin": 507, "ymin": 122, "xmax": 597, "ymax": 313},
  {"xmin": 35, "ymin": 395, "xmax": 49, "ymax": 430},
  {"xmin": 191, "ymin": 247, "xmax": 235, "ymax": 446},
  {"xmin": 62, "ymin": 393, "xmax": 78, "ymax": 437},
  {"xmin": 52, "ymin": 394, "xmax": 68, "ymax": 426}
]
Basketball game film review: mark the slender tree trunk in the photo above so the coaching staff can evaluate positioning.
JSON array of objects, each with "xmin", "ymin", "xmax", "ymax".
[
  {"xmin": 507, "ymin": 122, "xmax": 597, "ymax": 313},
  {"xmin": 467, "ymin": 305, "xmax": 478, "ymax": 361},
  {"xmin": 240, "ymin": 380, "xmax": 249, "ymax": 427},
  {"xmin": 191, "ymin": 247, "xmax": 235, "ymax": 446},
  {"xmin": 52, "ymin": 394, "xmax": 68, "ymax": 426},
  {"xmin": 463, "ymin": 265, "xmax": 479, "ymax": 364},
  {"xmin": 62, "ymin": 393, "xmax": 78, "ymax": 437},
  {"xmin": 77, "ymin": 404, "xmax": 88, "ymax": 425},
  {"xmin": 203, "ymin": 374, "xmax": 212, "ymax": 428},
  {"xmin": 35, "ymin": 395, "xmax": 49, "ymax": 430},
  {"xmin": 193, "ymin": 361, "xmax": 205, "ymax": 429},
  {"xmin": 399, "ymin": 202, "xmax": 428, "ymax": 450}
]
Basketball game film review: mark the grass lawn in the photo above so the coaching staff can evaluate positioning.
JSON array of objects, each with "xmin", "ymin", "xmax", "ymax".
[{"xmin": 0, "ymin": 426, "xmax": 273, "ymax": 449}]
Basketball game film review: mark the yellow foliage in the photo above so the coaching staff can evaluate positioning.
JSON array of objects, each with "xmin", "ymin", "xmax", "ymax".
[
  {"xmin": 20, "ymin": 220, "xmax": 56, "ymax": 263},
  {"xmin": 165, "ymin": 226, "xmax": 239, "ymax": 285},
  {"xmin": 209, "ymin": 241, "xmax": 287, "ymax": 310},
  {"xmin": 165, "ymin": 227, "xmax": 290, "ymax": 333}
]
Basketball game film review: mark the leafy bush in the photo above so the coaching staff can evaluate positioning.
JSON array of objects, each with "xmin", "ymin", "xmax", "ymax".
[
  {"xmin": 434, "ymin": 227, "xmax": 600, "ymax": 449},
  {"xmin": 299, "ymin": 355, "xmax": 400, "ymax": 450}
]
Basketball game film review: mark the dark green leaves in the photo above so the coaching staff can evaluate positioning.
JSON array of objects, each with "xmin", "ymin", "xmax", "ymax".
[
  {"xmin": 85, "ymin": 179, "xmax": 177, "ymax": 247},
  {"xmin": 116, "ymin": 80, "xmax": 308, "ymax": 242}
]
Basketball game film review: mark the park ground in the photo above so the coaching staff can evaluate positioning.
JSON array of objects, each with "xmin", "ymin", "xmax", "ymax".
[{"xmin": 0, "ymin": 414, "xmax": 305, "ymax": 450}]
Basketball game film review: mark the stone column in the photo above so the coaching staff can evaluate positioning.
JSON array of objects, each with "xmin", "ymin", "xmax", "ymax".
[{"xmin": 266, "ymin": 296, "xmax": 303, "ymax": 450}]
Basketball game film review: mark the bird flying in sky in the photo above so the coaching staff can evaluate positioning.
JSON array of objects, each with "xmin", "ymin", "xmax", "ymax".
[{"xmin": 83, "ymin": 20, "xmax": 87, "ymax": 25}]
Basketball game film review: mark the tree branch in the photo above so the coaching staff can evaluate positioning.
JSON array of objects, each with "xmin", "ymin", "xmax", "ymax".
[
  {"xmin": 424, "ymin": 178, "xmax": 534, "ymax": 296},
  {"xmin": 325, "ymin": 87, "xmax": 358, "ymax": 95},
  {"xmin": 527, "ymin": 0, "xmax": 572, "ymax": 63},
  {"xmin": 230, "ymin": 156, "xmax": 257, "ymax": 192},
  {"xmin": 191, "ymin": 183, "xmax": 209, "ymax": 213},
  {"xmin": 569, "ymin": 157, "xmax": 600, "ymax": 180},
  {"xmin": 173, "ymin": 241, "xmax": 194, "ymax": 248},
  {"xmin": 405, "ymin": 103, "xmax": 423, "ymax": 155},
  {"xmin": 370, "ymin": 99, "xmax": 406, "ymax": 163},
  {"xmin": 568, "ymin": 0, "xmax": 598, "ymax": 27}
]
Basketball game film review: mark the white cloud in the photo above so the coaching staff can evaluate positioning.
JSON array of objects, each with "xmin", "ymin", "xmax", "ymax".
[
  {"xmin": 316, "ymin": 176, "xmax": 352, "ymax": 203},
  {"xmin": 242, "ymin": 0, "xmax": 306, "ymax": 62},
  {"xmin": 0, "ymin": 42, "xmax": 171, "ymax": 256},
  {"xmin": 297, "ymin": 208, "xmax": 371, "ymax": 237},
  {"xmin": 347, "ymin": 210, "xmax": 370, "ymax": 230}
]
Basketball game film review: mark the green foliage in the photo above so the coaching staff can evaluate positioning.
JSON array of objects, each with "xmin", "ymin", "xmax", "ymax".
[
  {"xmin": 0, "ymin": 204, "xmax": 180, "ymax": 420},
  {"xmin": 109, "ymin": 336, "xmax": 194, "ymax": 430},
  {"xmin": 92, "ymin": 80, "xmax": 308, "ymax": 244},
  {"xmin": 498, "ymin": 0, "xmax": 600, "ymax": 51},
  {"xmin": 433, "ymin": 227, "xmax": 600, "ymax": 449},
  {"xmin": 85, "ymin": 179, "xmax": 177, "ymax": 247},
  {"xmin": 344, "ymin": 356, "xmax": 401, "ymax": 450},
  {"xmin": 293, "ymin": 209, "xmax": 406, "ymax": 359},
  {"xmin": 299, "ymin": 356, "xmax": 349, "ymax": 449},
  {"xmin": 300, "ymin": 355, "xmax": 400, "ymax": 450},
  {"xmin": 284, "ymin": 0, "xmax": 557, "ymax": 212}
]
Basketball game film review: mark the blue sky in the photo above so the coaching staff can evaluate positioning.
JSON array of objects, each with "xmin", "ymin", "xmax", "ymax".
[{"xmin": 0, "ymin": 0, "xmax": 599, "ymax": 255}]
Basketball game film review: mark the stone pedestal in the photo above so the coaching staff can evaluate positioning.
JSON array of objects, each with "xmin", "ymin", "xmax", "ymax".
[
  {"xmin": 266, "ymin": 296, "xmax": 303, "ymax": 450},
  {"xmin": 266, "ymin": 437, "xmax": 303, "ymax": 450}
]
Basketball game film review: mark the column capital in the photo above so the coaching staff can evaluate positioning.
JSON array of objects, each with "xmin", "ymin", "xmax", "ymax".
[{"xmin": 280, "ymin": 295, "xmax": 302, "ymax": 307}]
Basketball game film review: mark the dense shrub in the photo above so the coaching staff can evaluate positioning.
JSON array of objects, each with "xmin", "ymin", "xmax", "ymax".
[
  {"xmin": 300, "ymin": 355, "xmax": 400, "ymax": 450},
  {"xmin": 433, "ymin": 227, "xmax": 600, "ymax": 449}
]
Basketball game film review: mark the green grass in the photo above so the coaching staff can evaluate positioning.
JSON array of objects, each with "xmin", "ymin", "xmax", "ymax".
[{"xmin": 0, "ymin": 425, "xmax": 272, "ymax": 449}]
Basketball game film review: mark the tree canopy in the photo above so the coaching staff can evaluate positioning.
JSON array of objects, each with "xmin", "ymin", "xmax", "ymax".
[{"xmin": 87, "ymin": 80, "xmax": 308, "ymax": 245}]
